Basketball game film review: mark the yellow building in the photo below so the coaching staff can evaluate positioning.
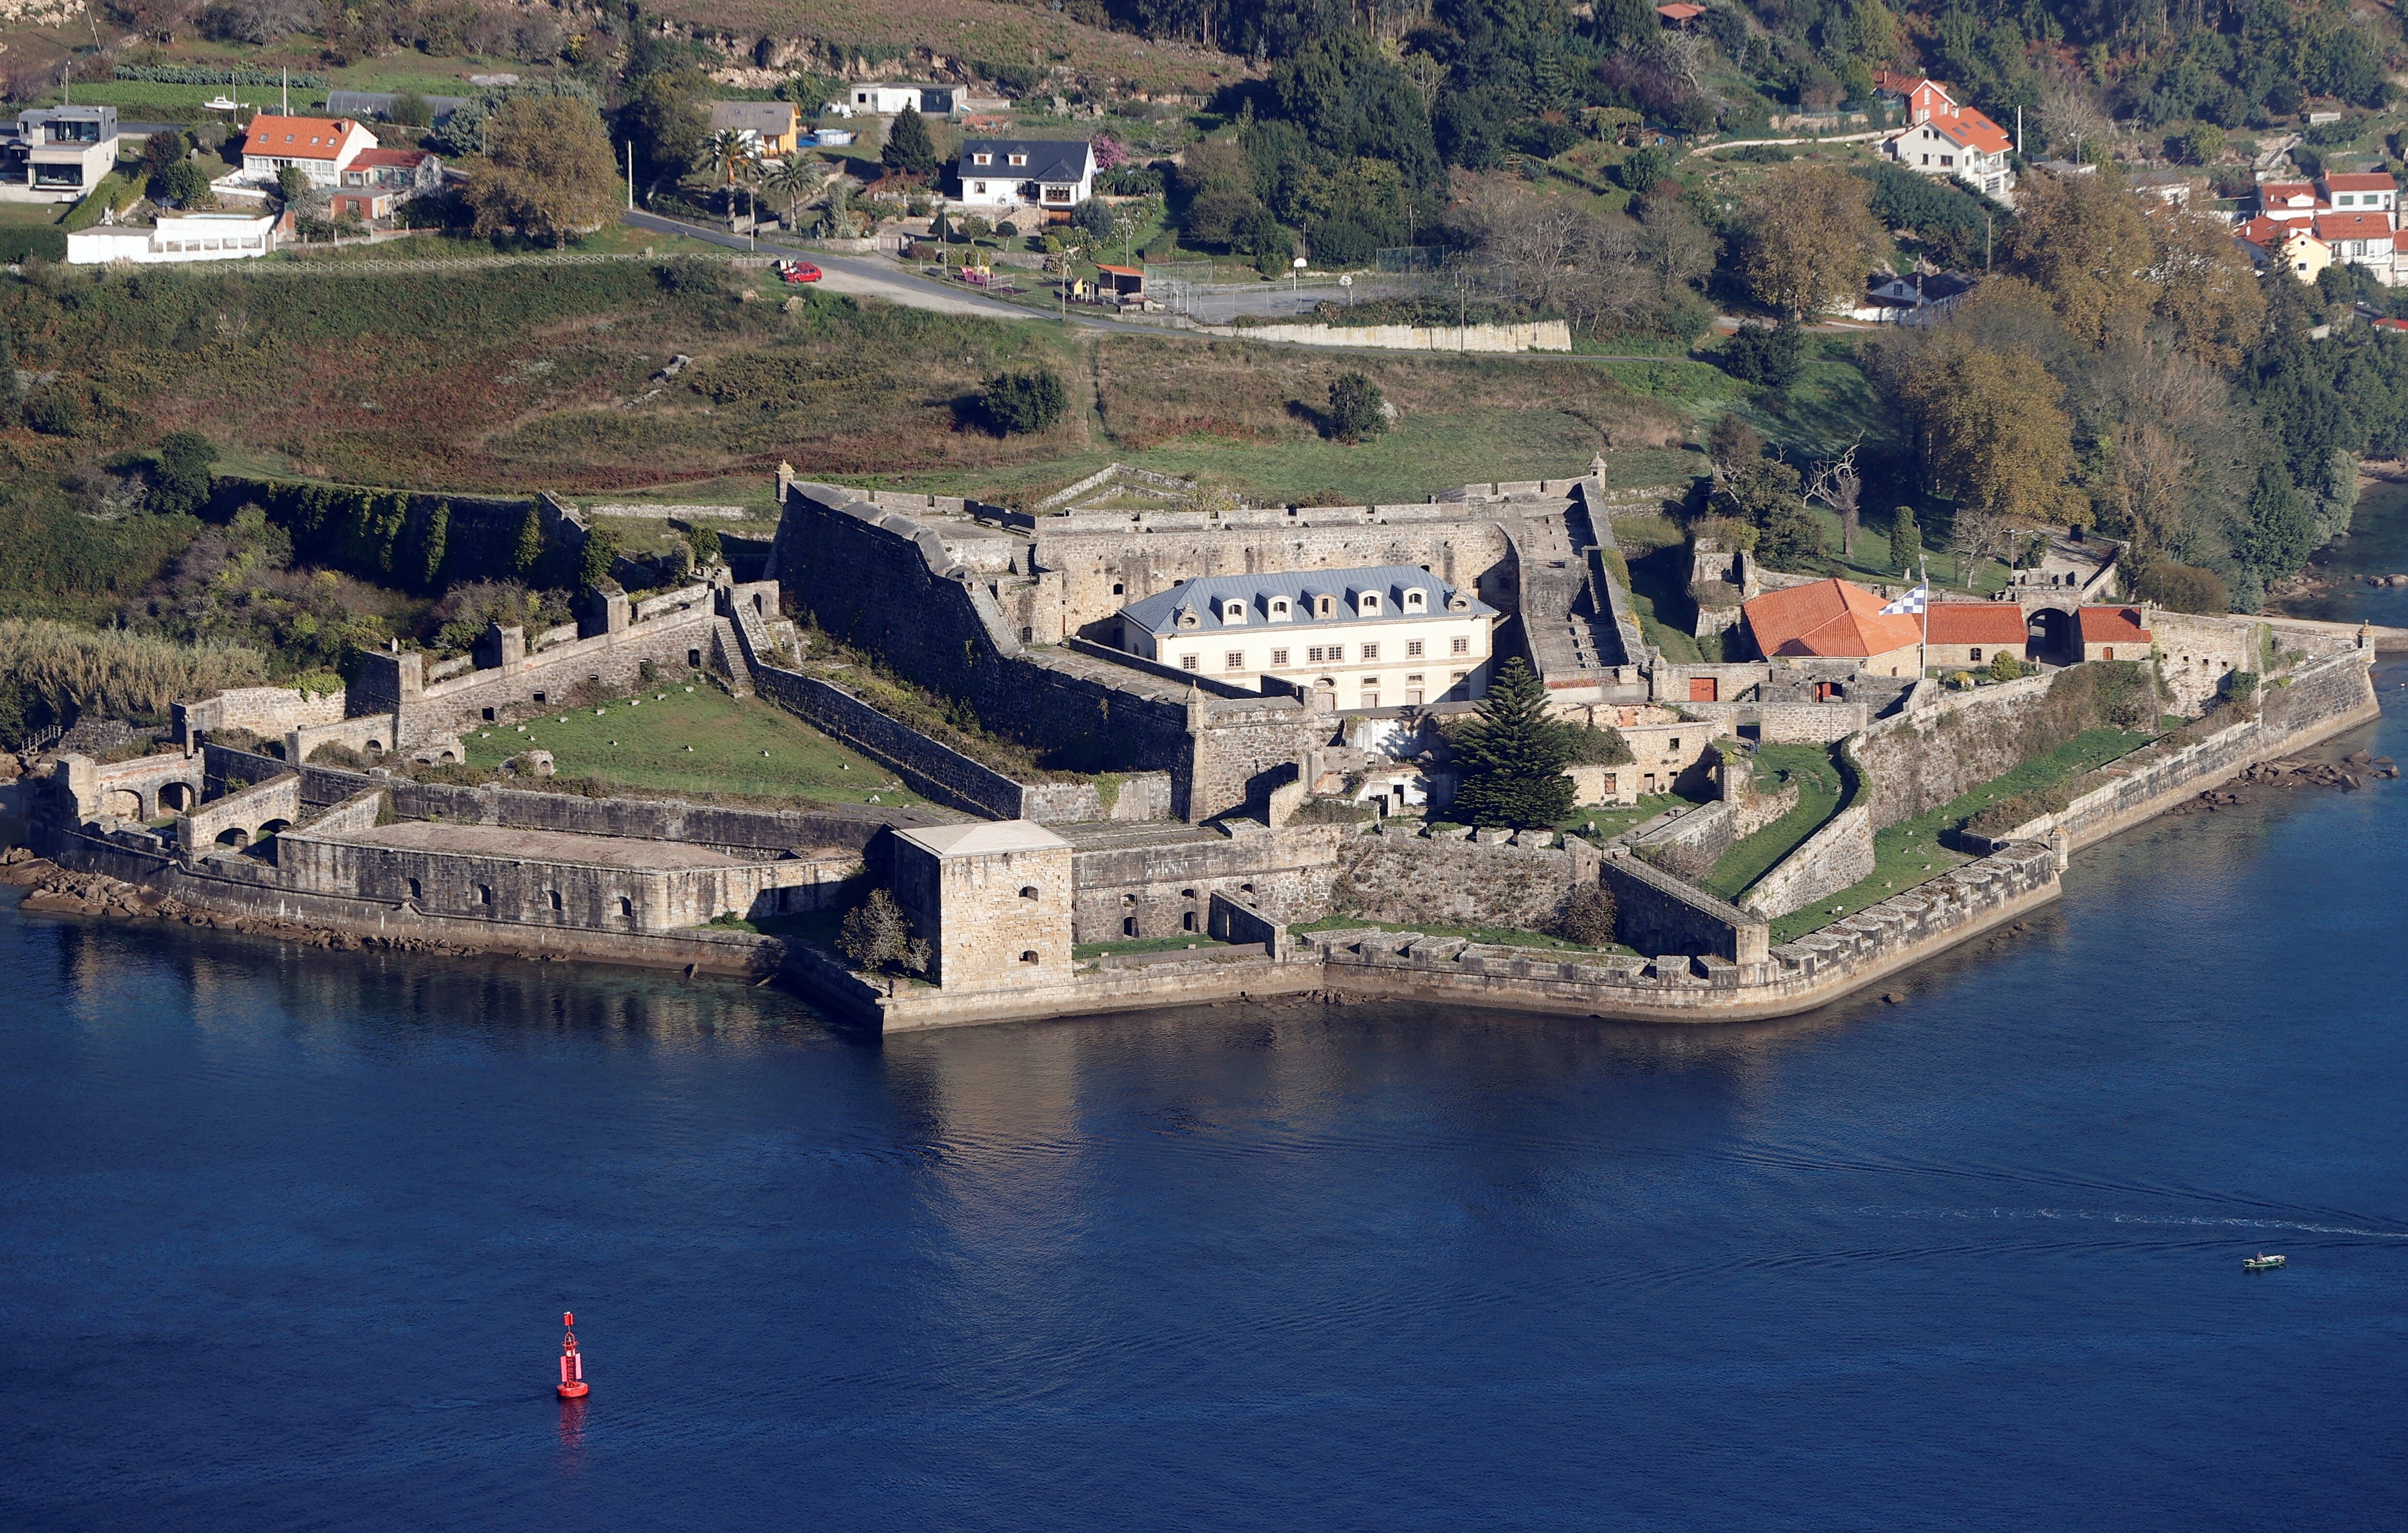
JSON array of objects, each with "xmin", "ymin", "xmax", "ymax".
[{"xmin": 708, "ymin": 101, "xmax": 803, "ymax": 156}]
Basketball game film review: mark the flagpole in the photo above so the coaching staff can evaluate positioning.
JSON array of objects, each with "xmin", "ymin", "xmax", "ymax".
[{"xmin": 1918, "ymin": 553, "xmax": 1929, "ymax": 678}]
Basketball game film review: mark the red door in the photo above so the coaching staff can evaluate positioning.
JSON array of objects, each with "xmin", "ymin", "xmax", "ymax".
[{"xmin": 1689, "ymin": 677, "xmax": 1719, "ymax": 703}]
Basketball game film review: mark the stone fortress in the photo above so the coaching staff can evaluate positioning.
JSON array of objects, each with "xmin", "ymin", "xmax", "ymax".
[{"xmin": 19, "ymin": 457, "xmax": 2390, "ymax": 1032}]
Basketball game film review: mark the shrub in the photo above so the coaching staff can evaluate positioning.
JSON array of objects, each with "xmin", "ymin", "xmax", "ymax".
[
  {"xmin": 1964, "ymin": 784, "xmax": 2072, "ymax": 837},
  {"xmin": 151, "ymin": 432, "xmax": 218, "ymax": 517},
  {"xmin": 1689, "ymin": 578, "xmax": 1742, "ymax": 608},
  {"xmin": 1720, "ymin": 320, "xmax": 1804, "ymax": 387},
  {"xmin": 980, "ymin": 369, "xmax": 1068, "ymax": 434},
  {"xmin": 1988, "ymin": 649, "xmax": 2026, "ymax": 682},
  {"xmin": 1072, "ymin": 197, "xmax": 1117, "ymax": 242},
  {"xmin": 25, "ymin": 388, "xmax": 84, "ymax": 436},
  {"xmin": 1327, "ymin": 372, "xmax": 1388, "ymax": 443},
  {"xmin": 1557, "ymin": 882, "xmax": 1618, "ymax": 946},
  {"xmin": 1562, "ymin": 722, "xmax": 1635, "ymax": 765},
  {"xmin": 1617, "ymin": 145, "xmax": 1672, "ymax": 194},
  {"xmin": 2134, "ymin": 560, "xmax": 2230, "ymax": 613},
  {"xmin": 836, "ymin": 886, "xmax": 928, "ymax": 974}
]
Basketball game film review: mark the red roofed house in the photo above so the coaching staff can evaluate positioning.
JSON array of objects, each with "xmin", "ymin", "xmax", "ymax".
[
  {"xmin": 1883, "ymin": 77, "xmax": 2016, "ymax": 201},
  {"xmin": 238, "ymin": 114, "xmax": 379, "ymax": 190},
  {"xmin": 1741, "ymin": 578, "xmax": 1926, "ymax": 676},
  {"xmin": 2074, "ymin": 606, "xmax": 2152, "ymax": 662},
  {"xmin": 2314, "ymin": 210, "xmax": 2393, "ymax": 278},
  {"xmin": 1921, "ymin": 603, "xmax": 2031, "ymax": 670},
  {"xmin": 2320, "ymin": 171, "xmax": 2398, "ymax": 218},
  {"xmin": 330, "ymin": 146, "xmax": 443, "ymax": 221},
  {"xmin": 1655, "ymin": 2, "xmax": 1706, "ymax": 22}
]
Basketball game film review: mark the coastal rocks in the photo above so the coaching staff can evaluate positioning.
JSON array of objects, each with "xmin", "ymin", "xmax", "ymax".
[
  {"xmin": 20, "ymin": 865, "xmax": 155, "ymax": 919},
  {"xmin": 2360, "ymin": 573, "xmax": 2408, "ymax": 586},
  {"xmin": 2185, "ymin": 752, "xmax": 2398, "ymax": 813}
]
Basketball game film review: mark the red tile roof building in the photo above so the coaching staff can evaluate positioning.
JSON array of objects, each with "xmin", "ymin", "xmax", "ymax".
[
  {"xmin": 1883, "ymin": 75, "xmax": 2016, "ymax": 201},
  {"xmin": 2243, "ymin": 170, "xmax": 2399, "ymax": 283},
  {"xmin": 2074, "ymin": 606, "xmax": 2152, "ymax": 661},
  {"xmin": 1742, "ymin": 578, "xmax": 1926, "ymax": 673},
  {"xmin": 1921, "ymin": 603, "xmax": 2031, "ymax": 669},
  {"xmin": 239, "ymin": 114, "xmax": 379, "ymax": 188}
]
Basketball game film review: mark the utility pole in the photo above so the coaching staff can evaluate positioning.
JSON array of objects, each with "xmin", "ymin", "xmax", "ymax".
[
  {"xmin": 2016, "ymin": 105, "xmax": 2023, "ymax": 156},
  {"xmin": 626, "ymin": 141, "xmax": 634, "ymax": 210},
  {"xmin": 281, "ymin": 67, "xmax": 288, "ymax": 116},
  {"xmin": 1985, "ymin": 212, "xmax": 1992, "ymax": 273}
]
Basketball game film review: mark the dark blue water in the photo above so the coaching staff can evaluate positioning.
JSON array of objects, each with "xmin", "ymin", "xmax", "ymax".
[{"xmin": 4, "ymin": 678, "xmax": 2405, "ymax": 1532}]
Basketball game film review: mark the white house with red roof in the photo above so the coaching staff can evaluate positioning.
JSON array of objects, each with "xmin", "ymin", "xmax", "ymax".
[
  {"xmin": 1881, "ymin": 77, "xmax": 2016, "ymax": 202},
  {"xmin": 2243, "ymin": 169, "xmax": 2400, "ymax": 283},
  {"xmin": 235, "ymin": 114, "xmax": 380, "ymax": 189}
]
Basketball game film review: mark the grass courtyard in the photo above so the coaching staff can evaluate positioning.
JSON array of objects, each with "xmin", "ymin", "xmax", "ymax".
[
  {"xmin": 1766, "ymin": 726, "xmax": 2156, "ymax": 944},
  {"xmin": 455, "ymin": 681, "xmax": 922, "ymax": 809},
  {"xmin": 1707, "ymin": 743, "xmax": 1847, "ymax": 902}
]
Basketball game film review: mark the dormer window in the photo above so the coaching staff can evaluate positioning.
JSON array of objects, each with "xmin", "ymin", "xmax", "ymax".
[
  {"xmin": 1402, "ymin": 588, "xmax": 1426, "ymax": 611},
  {"xmin": 972, "ymin": 152, "xmax": 991, "ymax": 165},
  {"xmin": 1313, "ymin": 594, "xmax": 1336, "ymax": 618},
  {"xmin": 1008, "ymin": 153, "xmax": 1028, "ymax": 166},
  {"xmin": 1268, "ymin": 598, "xmax": 1291, "ymax": 620},
  {"xmin": 1447, "ymin": 593, "xmax": 1470, "ymax": 612},
  {"xmin": 1221, "ymin": 599, "xmax": 1247, "ymax": 624},
  {"xmin": 1357, "ymin": 593, "xmax": 1382, "ymax": 615},
  {"xmin": 1176, "ymin": 608, "xmax": 1200, "ymax": 628}
]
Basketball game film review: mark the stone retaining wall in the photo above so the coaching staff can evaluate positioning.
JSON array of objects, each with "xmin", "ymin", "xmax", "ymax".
[
  {"xmin": 1328, "ymin": 829, "xmax": 1600, "ymax": 932},
  {"xmin": 1197, "ymin": 320, "xmax": 1573, "ymax": 352},
  {"xmin": 1599, "ymin": 851, "xmax": 1768, "ymax": 963},
  {"xmin": 1738, "ymin": 803, "xmax": 1873, "ymax": 917},
  {"xmin": 176, "ymin": 685, "xmax": 345, "ymax": 748}
]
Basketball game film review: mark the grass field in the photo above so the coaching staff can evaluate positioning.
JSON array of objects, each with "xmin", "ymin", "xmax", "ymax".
[
  {"xmin": 455, "ymin": 682, "xmax": 922, "ymax": 808},
  {"xmin": 1706, "ymin": 743, "xmax": 1846, "ymax": 901},
  {"xmin": 1766, "ymin": 726, "xmax": 2155, "ymax": 943}
]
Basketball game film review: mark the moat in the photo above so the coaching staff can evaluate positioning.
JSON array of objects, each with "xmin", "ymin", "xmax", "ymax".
[{"xmin": 2, "ymin": 662, "xmax": 2400, "ymax": 1532}]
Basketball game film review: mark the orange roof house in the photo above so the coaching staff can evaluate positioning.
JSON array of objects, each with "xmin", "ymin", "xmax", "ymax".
[
  {"xmin": 1655, "ymin": 2, "xmax": 1706, "ymax": 20},
  {"xmin": 1922, "ymin": 603, "xmax": 2031, "ymax": 666},
  {"xmin": 1742, "ymin": 578, "xmax": 1925, "ymax": 673},
  {"xmin": 2075, "ymin": 606, "xmax": 2151, "ymax": 660},
  {"xmin": 239, "ymin": 114, "xmax": 379, "ymax": 186}
]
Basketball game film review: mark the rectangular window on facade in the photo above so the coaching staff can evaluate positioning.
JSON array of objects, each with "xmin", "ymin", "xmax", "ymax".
[
  {"xmin": 1360, "ymin": 643, "xmax": 1379, "ymax": 661},
  {"xmin": 1361, "ymin": 693, "xmax": 1379, "ymax": 709},
  {"xmin": 1180, "ymin": 654, "xmax": 1197, "ymax": 671},
  {"xmin": 1406, "ymin": 640, "xmax": 1424, "ymax": 658},
  {"xmin": 1307, "ymin": 645, "xmax": 1327, "ymax": 663},
  {"xmin": 1451, "ymin": 636, "xmax": 1470, "ymax": 655},
  {"xmin": 1226, "ymin": 651, "xmax": 1245, "ymax": 671},
  {"xmin": 1270, "ymin": 648, "xmax": 1289, "ymax": 667}
]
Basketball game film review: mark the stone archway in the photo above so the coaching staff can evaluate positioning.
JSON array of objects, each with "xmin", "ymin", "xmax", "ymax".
[
  {"xmin": 215, "ymin": 827, "xmax": 250, "ymax": 848},
  {"xmin": 257, "ymin": 819, "xmax": 291, "ymax": 840},
  {"xmin": 158, "ymin": 781, "xmax": 194, "ymax": 813},
  {"xmin": 102, "ymin": 788, "xmax": 142, "ymax": 820},
  {"xmin": 2027, "ymin": 606, "xmax": 2074, "ymax": 665}
]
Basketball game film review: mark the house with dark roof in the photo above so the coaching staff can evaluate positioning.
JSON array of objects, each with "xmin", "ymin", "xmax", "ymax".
[
  {"xmin": 710, "ymin": 100, "xmax": 802, "ymax": 156},
  {"xmin": 1, "ymin": 105, "xmax": 118, "ymax": 196},
  {"xmin": 954, "ymin": 138, "xmax": 1096, "ymax": 217},
  {"xmin": 1116, "ymin": 566, "xmax": 1497, "ymax": 710}
]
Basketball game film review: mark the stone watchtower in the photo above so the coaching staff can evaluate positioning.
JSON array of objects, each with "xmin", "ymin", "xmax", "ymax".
[{"xmin": 888, "ymin": 821, "xmax": 1074, "ymax": 990}]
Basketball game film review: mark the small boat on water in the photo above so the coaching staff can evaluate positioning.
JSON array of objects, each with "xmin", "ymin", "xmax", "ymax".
[
  {"xmin": 2243, "ymin": 1253, "xmax": 2286, "ymax": 1272},
  {"xmin": 204, "ymin": 94, "xmax": 238, "ymax": 111}
]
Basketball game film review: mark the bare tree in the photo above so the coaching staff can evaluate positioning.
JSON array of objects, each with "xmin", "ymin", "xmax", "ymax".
[{"xmin": 1803, "ymin": 437, "xmax": 1864, "ymax": 556}]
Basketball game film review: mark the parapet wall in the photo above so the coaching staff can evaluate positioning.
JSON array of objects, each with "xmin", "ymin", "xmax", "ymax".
[
  {"xmin": 1600, "ymin": 850, "xmax": 1768, "ymax": 963},
  {"xmin": 176, "ymin": 685, "xmax": 345, "ymax": 748},
  {"xmin": 200, "ymin": 742, "xmax": 935, "ymax": 854},
  {"xmin": 1195, "ymin": 319, "xmax": 1574, "ymax": 352},
  {"xmin": 1738, "ymin": 802, "xmax": 1873, "ymax": 918}
]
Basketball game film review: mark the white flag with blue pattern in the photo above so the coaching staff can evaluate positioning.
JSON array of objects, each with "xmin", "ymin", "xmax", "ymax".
[{"xmin": 1880, "ymin": 584, "xmax": 1927, "ymax": 615}]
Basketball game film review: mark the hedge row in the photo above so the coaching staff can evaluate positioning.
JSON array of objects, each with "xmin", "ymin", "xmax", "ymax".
[{"xmin": 115, "ymin": 65, "xmax": 329, "ymax": 87}]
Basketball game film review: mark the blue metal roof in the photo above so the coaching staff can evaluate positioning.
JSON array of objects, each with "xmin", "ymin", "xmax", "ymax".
[{"xmin": 1120, "ymin": 565, "xmax": 1493, "ymax": 638}]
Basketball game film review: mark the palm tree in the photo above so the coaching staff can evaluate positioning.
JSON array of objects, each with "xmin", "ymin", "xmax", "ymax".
[
  {"xmin": 701, "ymin": 128, "xmax": 758, "ymax": 217},
  {"xmin": 759, "ymin": 154, "xmax": 819, "ymax": 230}
]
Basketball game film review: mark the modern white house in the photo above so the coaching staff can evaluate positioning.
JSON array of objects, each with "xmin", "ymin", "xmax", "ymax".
[
  {"xmin": 236, "ymin": 114, "xmax": 380, "ymax": 188},
  {"xmin": 829, "ymin": 84, "xmax": 957, "ymax": 117},
  {"xmin": 66, "ymin": 210, "xmax": 278, "ymax": 266},
  {"xmin": 1116, "ymin": 566, "xmax": 1498, "ymax": 711},
  {"xmin": 1, "ymin": 105, "xmax": 119, "ymax": 198},
  {"xmin": 953, "ymin": 138, "xmax": 1096, "ymax": 217}
]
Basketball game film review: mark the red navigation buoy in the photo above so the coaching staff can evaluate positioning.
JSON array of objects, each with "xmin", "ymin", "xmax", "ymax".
[{"xmin": 556, "ymin": 1311, "xmax": 589, "ymax": 1400}]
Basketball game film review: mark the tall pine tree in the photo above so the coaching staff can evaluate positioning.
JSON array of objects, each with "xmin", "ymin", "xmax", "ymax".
[
  {"xmin": 882, "ymin": 106, "xmax": 937, "ymax": 177},
  {"xmin": 1448, "ymin": 656, "xmax": 1574, "ymax": 829},
  {"xmin": 1889, "ymin": 505, "xmax": 1920, "ymax": 576}
]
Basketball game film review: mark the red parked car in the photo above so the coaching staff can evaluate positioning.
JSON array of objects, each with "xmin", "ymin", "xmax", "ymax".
[{"xmin": 777, "ymin": 260, "xmax": 822, "ymax": 284}]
